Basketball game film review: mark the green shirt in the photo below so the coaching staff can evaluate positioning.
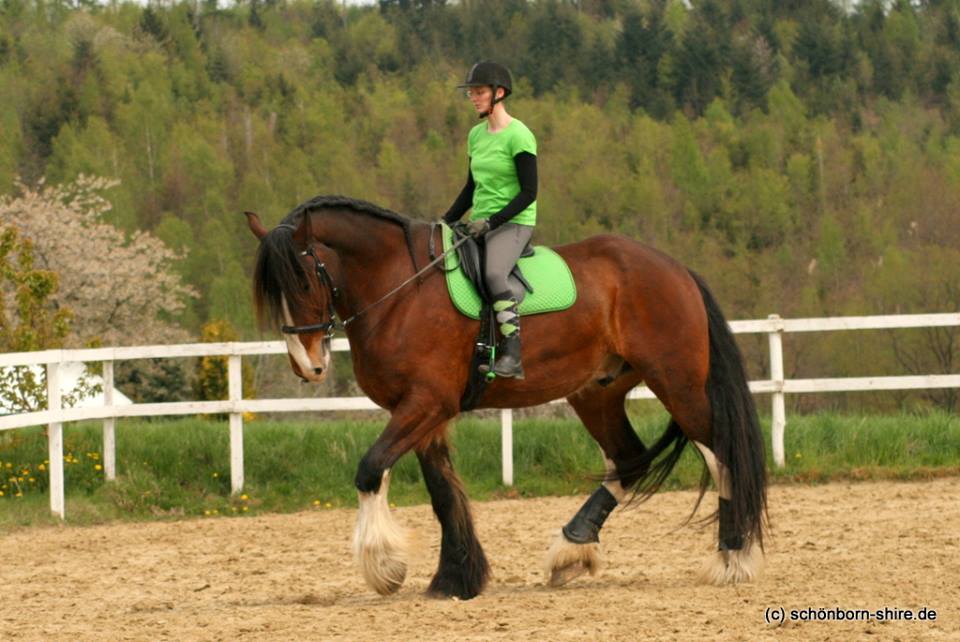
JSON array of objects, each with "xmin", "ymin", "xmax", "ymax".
[{"xmin": 468, "ymin": 119, "xmax": 537, "ymax": 226}]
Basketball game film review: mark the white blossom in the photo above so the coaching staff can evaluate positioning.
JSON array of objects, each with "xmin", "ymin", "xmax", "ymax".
[{"xmin": 0, "ymin": 176, "xmax": 197, "ymax": 346}]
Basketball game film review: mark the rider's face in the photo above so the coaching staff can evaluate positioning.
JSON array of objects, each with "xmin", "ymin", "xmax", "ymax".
[
  {"xmin": 466, "ymin": 86, "xmax": 502, "ymax": 114},
  {"xmin": 466, "ymin": 86, "xmax": 492, "ymax": 113}
]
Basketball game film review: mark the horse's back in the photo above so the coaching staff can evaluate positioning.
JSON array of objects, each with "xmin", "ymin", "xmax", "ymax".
[
  {"xmin": 552, "ymin": 233, "xmax": 700, "ymax": 296},
  {"xmin": 549, "ymin": 233, "xmax": 708, "ymax": 354}
]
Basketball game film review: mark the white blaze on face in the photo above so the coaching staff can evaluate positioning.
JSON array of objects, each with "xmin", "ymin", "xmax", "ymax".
[{"xmin": 281, "ymin": 294, "xmax": 324, "ymax": 378}]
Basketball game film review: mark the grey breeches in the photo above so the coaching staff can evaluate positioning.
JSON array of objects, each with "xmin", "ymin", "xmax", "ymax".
[{"xmin": 483, "ymin": 222, "xmax": 533, "ymax": 300}]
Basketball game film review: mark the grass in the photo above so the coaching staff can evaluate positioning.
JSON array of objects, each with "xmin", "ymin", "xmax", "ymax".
[{"xmin": 1, "ymin": 410, "xmax": 958, "ymax": 531}]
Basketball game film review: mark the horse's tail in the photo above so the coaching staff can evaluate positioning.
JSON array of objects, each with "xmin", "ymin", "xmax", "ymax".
[
  {"xmin": 689, "ymin": 269, "xmax": 768, "ymax": 549},
  {"xmin": 618, "ymin": 420, "xmax": 688, "ymax": 503}
]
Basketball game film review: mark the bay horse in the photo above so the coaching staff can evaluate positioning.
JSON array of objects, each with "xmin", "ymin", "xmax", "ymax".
[{"xmin": 246, "ymin": 195, "xmax": 767, "ymax": 599}]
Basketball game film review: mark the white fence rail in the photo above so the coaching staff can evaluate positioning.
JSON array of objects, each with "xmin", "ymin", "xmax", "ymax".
[{"xmin": 1, "ymin": 313, "xmax": 957, "ymax": 519}]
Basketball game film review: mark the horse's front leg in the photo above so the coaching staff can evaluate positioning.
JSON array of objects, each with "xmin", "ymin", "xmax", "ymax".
[
  {"xmin": 416, "ymin": 434, "xmax": 490, "ymax": 599},
  {"xmin": 352, "ymin": 397, "xmax": 452, "ymax": 596}
]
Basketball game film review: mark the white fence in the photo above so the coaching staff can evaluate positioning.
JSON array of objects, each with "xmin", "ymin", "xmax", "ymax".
[{"xmin": 1, "ymin": 312, "xmax": 958, "ymax": 519}]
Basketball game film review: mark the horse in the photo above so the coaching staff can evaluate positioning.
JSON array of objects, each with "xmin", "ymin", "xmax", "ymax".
[{"xmin": 246, "ymin": 195, "xmax": 768, "ymax": 600}]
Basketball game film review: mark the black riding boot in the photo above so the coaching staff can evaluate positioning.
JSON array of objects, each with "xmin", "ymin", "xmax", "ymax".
[
  {"xmin": 488, "ymin": 296, "xmax": 524, "ymax": 379},
  {"xmin": 494, "ymin": 332, "xmax": 524, "ymax": 379}
]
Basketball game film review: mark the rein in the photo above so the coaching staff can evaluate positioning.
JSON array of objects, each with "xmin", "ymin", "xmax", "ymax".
[{"xmin": 279, "ymin": 223, "xmax": 471, "ymax": 336}]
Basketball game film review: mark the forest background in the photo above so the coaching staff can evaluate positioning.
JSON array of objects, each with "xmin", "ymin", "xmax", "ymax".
[{"xmin": 1, "ymin": 0, "xmax": 958, "ymax": 412}]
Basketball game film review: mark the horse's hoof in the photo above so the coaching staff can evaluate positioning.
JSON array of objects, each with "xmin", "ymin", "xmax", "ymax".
[
  {"xmin": 360, "ymin": 554, "xmax": 407, "ymax": 595},
  {"xmin": 548, "ymin": 560, "xmax": 592, "ymax": 587},
  {"xmin": 353, "ymin": 477, "xmax": 409, "ymax": 596},
  {"xmin": 426, "ymin": 576, "xmax": 482, "ymax": 600},
  {"xmin": 544, "ymin": 530, "xmax": 601, "ymax": 588},
  {"xmin": 699, "ymin": 543, "xmax": 763, "ymax": 585}
]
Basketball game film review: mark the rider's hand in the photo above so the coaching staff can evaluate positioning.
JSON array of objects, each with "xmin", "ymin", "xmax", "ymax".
[{"xmin": 467, "ymin": 219, "xmax": 490, "ymax": 238}]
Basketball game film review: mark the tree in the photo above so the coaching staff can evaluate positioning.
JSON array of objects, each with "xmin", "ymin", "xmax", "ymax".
[
  {"xmin": 0, "ymin": 176, "xmax": 197, "ymax": 347},
  {"xmin": 0, "ymin": 225, "xmax": 97, "ymax": 412}
]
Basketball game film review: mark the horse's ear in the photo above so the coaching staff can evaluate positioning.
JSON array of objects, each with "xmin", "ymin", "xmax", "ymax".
[
  {"xmin": 292, "ymin": 214, "xmax": 312, "ymax": 246},
  {"xmin": 245, "ymin": 211, "xmax": 268, "ymax": 240}
]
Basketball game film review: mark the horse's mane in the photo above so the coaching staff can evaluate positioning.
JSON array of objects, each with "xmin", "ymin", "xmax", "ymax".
[{"xmin": 253, "ymin": 195, "xmax": 421, "ymax": 331}]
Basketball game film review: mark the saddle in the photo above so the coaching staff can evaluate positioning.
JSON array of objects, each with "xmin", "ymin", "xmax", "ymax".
[
  {"xmin": 449, "ymin": 223, "xmax": 535, "ymax": 304},
  {"xmin": 431, "ymin": 222, "xmax": 577, "ymax": 411}
]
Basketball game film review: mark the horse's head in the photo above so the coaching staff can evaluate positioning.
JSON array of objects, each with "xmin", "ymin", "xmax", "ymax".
[{"xmin": 247, "ymin": 211, "xmax": 339, "ymax": 384}]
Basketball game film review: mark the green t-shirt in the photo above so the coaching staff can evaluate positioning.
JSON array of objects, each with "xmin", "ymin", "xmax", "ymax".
[{"xmin": 468, "ymin": 118, "xmax": 537, "ymax": 226}]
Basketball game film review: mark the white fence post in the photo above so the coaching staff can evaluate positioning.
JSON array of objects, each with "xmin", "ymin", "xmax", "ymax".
[
  {"xmin": 46, "ymin": 360, "xmax": 65, "ymax": 519},
  {"xmin": 501, "ymin": 408, "xmax": 513, "ymax": 486},
  {"xmin": 228, "ymin": 354, "xmax": 244, "ymax": 494},
  {"xmin": 768, "ymin": 314, "xmax": 786, "ymax": 468},
  {"xmin": 102, "ymin": 360, "xmax": 116, "ymax": 481}
]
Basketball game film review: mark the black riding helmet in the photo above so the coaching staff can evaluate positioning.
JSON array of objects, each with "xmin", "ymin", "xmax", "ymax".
[{"xmin": 458, "ymin": 61, "xmax": 513, "ymax": 118}]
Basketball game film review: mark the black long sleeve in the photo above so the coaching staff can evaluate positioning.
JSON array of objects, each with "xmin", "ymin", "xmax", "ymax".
[
  {"xmin": 487, "ymin": 152, "xmax": 538, "ymax": 229},
  {"xmin": 443, "ymin": 166, "xmax": 475, "ymax": 224}
]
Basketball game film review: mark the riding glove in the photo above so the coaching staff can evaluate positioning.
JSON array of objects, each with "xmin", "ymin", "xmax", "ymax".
[{"xmin": 467, "ymin": 219, "xmax": 490, "ymax": 238}]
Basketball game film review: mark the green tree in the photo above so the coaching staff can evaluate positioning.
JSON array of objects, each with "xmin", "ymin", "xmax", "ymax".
[{"xmin": 0, "ymin": 226, "xmax": 83, "ymax": 413}]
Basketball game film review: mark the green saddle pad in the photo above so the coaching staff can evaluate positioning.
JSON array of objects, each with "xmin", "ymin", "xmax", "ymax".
[{"xmin": 442, "ymin": 223, "xmax": 577, "ymax": 320}]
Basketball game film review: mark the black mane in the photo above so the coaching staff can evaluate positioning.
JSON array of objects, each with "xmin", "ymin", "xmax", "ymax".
[
  {"xmin": 281, "ymin": 194, "xmax": 413, "ymax": 229},
  {"xmin": 252, "ymin": 195, "xmax": 421, "ymax": 332}
]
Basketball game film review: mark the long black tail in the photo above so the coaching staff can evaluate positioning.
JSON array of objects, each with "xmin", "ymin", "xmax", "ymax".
[{"xmin": 689, "ymin": 270, "xmax": 768, "ymax": 549}]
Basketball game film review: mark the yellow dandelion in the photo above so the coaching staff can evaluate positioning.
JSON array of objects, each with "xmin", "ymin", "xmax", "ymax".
[
  {"xmin": 212, "ymin": 472, "xmax": 219, "ymax": 478},
  {"xmin": 324, "ymin": 502, "xmax": 333, "ymax": 509},
  {"xmin": 0, "ymin": 490, "xmax": 4, "ymax": 496},
  {"xmin": 94, "ymin": 464, "xmax": 102, "ymax": 471},
  {"xmin": 5, "ymin": 463, "xmax": 12, "ymax": 469},
  {"xmin": 28, "ymin": 477, "xmax": 35, "ymax": 483},
  {"xmin": 795, "ymin": 453, "xmax": 802, "ymax": 459},
  {"xmin": 389, "ymin": 502, "xmax": 396, "ymax": 509},
  {"xmin": 242, "ymin": 506, "xmax": 249, "ymax": 512},
  {"xmin": 312, "ymin": 500, "xmax": 321, "ymax": 506},
  {"xmin": 17, "ymin": 477, "xmax": 24, "ymax": 483},
  {"xmin": 38, "ymin": 464, "xmax": 45, "ymax": 471},
  {"xmin": 240, "ymin": 494, "xmax": 249, "ymax": 501},
  {"xmin": 15, "ymin": 492, "xmax": 22, "ymax": 497},
  {"xmin": 204, "ymin": 510, "xmax": 210, "ymax": 516}
]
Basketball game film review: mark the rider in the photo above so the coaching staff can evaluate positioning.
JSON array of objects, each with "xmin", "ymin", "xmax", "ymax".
[{"xmin": 443, "ymin": 61, "xmax": 538, "ymax": 380}]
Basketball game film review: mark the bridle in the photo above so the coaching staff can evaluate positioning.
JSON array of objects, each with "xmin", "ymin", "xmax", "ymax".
[
  {"xmin": 280, "ymin": 243, "xmax": 340, "ymax": 338},
  {"xmin": 277, "ymin": 222, "xmax": 471, "ymax": 338}
]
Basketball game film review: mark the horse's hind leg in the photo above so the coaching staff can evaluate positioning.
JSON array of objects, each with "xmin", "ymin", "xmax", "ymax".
[
  {"xmin": 416, "ymin": 433, "xmax": 490, "ymax": 599},
  {"xmin": 545, "ymin": 386, "xmax": 648, "ymax": 587}
]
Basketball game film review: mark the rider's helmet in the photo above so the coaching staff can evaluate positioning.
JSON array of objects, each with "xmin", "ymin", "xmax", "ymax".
[{"xmin": 458, "ymin": 61, "xmax": 512, "ymax": 117}]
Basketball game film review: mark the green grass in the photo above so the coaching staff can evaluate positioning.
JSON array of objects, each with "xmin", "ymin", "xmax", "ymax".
[{"xmin": 1, "ymin": 410, "xmax": 958, "ymax": 531}]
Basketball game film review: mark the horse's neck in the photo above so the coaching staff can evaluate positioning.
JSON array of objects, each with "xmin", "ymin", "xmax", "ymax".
[{"xmin": 313, "ymin": 208, "xmax": 425, "ymax": 319}]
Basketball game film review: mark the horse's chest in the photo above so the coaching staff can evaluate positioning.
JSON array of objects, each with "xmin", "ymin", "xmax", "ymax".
[{"xmin": 349, "ymin": 345, "xmax": 408, "ymax": 408}]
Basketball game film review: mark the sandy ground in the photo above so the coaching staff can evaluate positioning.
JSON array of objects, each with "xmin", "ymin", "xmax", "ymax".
[{"xmin": 1, "ymin": 478, "xmax": 958, "ymax": 641}]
